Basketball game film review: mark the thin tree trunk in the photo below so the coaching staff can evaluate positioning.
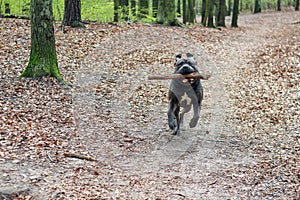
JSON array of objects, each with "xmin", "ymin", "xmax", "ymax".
[
  {"xmin": 217, "ymin": 0, "xmax": 226, "ymax": 27},
  {"xmin": 21, "ymin": 0, "xmax": 63, "ymax": 81},
  {"xmin": 277, "ymin": 0, "xmax": 281, "ymax": 11},
  {"xmin": 201, "ymin": 0, "xmax": 206, "ymax": 25},
  {"xmin": 254, "ymin": 0, "xmax": 261, "ymax": 13},
  {"xmin": 177, "ymin": 0, "xmax": 181, "ymax": 16},
  {"xmin": 295, "ymin": 0, "xmax": 299, "ymax": 11},
  {"xmin": 227, "ymin": 0, "xmax": 231, "ymax": 16},
  {"xmin": 207, "ymin": 0, "xmax": 215, "ymax": 27},
  {"xmin": 231, "ymin": 0, "xmax": 239, "ymax": 27},
  {"xmin": 183, "ymin": 0, "xmax": 187, "ymax": 24},
  {"xmin": 62, "ymin": 0, "xmax": 83, "ymax": 27},
  {"xmin": 157, "ymin": 0, "xmax": 179, "ymax": 25},
  {"xmin": 187, "ymin": 0, "xmax": 196, "ymax": 24},
  {"xmin": 114, "ymin": 0, "xmax": 119, "ymax": 22}
]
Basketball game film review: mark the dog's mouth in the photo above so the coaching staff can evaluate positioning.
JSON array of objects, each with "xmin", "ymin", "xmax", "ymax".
[{"xmin": 182, "ymin": 78, "xmax": 195, "ymax": 84}]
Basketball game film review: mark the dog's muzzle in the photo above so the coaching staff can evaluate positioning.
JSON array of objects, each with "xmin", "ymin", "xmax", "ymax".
[{"xmin": 177, "ymin": 64, "xmax": 196, "ymax": 75}]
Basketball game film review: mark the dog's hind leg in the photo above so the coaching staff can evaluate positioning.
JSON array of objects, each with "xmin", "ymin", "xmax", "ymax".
[{"xmin": 180, "ymin": 106, "xmax": 191, "ymax": 127}]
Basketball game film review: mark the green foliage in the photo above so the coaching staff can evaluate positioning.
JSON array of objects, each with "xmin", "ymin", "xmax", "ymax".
[{"xmin": 0, "ymin": 0, "xmax": 296, "ymax": 23}]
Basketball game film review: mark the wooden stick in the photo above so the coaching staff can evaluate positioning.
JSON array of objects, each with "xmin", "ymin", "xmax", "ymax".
[
  {"xmin": 148, "ymin": 72, "xmax": 211, "ymax": 80},
  {"xmin": 63, "ymin": 152, "xmax": 97, "ymax": 161}
]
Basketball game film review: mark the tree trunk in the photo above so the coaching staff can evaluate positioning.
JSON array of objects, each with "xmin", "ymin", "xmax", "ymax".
[
  {"xmin": 62, "ymin": 0, "xmax": 83, "ymax": 27},
  {"xmin": 277, "ymin": 0, "xmax": 281, "ymax": 11},
  {"xmin": 183, "ymin": 0, "xmax": 187, "ymax": 24},
  {"xmin": 207, "ymin": 0, "xmax": 215, "ymax": 27},
  {"xmin": 254, "ymin": 0, "xmax": 261, "ymax": 13},
  {"xmin": 21, "ymin": 0, "xmax": 63, "ymax": 81},
  {"xmin": 153, "ymin": 0, "xmax": 159, "ymax": 17},
  {"xmin": 114, "ymin": 0, "xmax": 119, "ymax": 22},
  {"xmin": 157, "ymin": 0, "xmax": 179, "ymax": 26},
  {"xmin": 217, "ymin": 0, "xmax": 226, "ymax": 27},
  {"xmin": 177, "ymin": 0, "xmax": 181, "ymax": 16},
  {"xmin": 231, "ymin": 0, "xmax": 239, "ymax": 27},
  {"xmin": 201, "ymin": 0, "xmax": 206, "ymax": 25},
  {"xmin": 227, "ymin": 0, "xmax": 231, "ymax": 16},
  {"xmin": 187, "ymin": 0, "xmax": 196, "ymax": 24},
  {"xmin": 295, "ymin": 0, "xmax": 299, "ymax": 11}
]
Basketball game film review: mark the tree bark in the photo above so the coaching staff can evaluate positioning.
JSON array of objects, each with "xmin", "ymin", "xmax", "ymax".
[
  {"xmin": 207, "ymin": 0, "xmax": 215, "ymax": 27},
  {"xmin": 177, "ymin": 0, "xmax": 181, "ymax": 16},
  {"xmin": 295, "ymin": 0, "xmax": 299, "ymax": 11},
  {"xmin": 183, "ymin": 0, "xmax": 187, "ymax": 24},
  {"xmin": 231, "ymin": 0, "xmax": 239, "ymax": 27},
  {"xmin": 114, "ymin": 0, "xmax": 119, "ymax": 22},
  {"xmin": 157, "ymin": 0, "xmax": 180, "ymax": 26},
  {"xmin": 62, "ymin": 0, "xmax": 83, "ymax": 27},
  {"xmin": 201, "ymin": 0, "xmax": 206, "ymax": 25},
  {"xmin": 254, "ymin": 0, "xmax": 261, "ymax": 13},
  {"xmin": 187, "ymin": 0, "xmax": 196, "ymax": 24},
  {"xmin": 21, "ymin": 0, "xmax": 63, "ymax": 82},
  {"xmin": 217, "ymin": 0, "xmax": 226, "ymax": 27},
  {"xmin": 277, "ymin": 0, "xmax": 281, "ymax": 11}
]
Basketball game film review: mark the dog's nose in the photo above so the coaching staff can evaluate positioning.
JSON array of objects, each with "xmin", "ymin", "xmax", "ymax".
[{"xmin": 182, "ymin": 65, "xmax": 190, "ymax": 70}]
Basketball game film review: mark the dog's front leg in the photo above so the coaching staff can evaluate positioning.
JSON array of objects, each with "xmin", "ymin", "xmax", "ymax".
[
  {"xmin": 168, "ymin": 100, "xmax": 176, "ymax": 130},
  {"xmin": 189, "ymin": 102, "xmax": 201, "ymax": 128}
]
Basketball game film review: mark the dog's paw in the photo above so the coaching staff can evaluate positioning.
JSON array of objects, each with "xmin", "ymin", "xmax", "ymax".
[
  {"xmin": 189, "ymin": 117, "xmax": 199, "ymax": 128},
  {"xmin": 172, "ymin": 128, "xmax": 180, "ymax": 135},
  {"xmin": 168, "ymin": 120, "xmax": 176, "ymax": 130}
]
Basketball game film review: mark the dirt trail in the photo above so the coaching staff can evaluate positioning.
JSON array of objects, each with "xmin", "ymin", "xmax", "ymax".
[{"xmin": 0, "ymin": 11, "xmax": 299, "ymax": 199}]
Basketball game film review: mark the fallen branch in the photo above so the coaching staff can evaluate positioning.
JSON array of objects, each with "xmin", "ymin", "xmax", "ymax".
[
  {"xmin": 63, "ymin": 152, "xmax": 97, "ymax": 161},
  {"xmin": 148, "ymin": 72, "xmax": 211, "ymax": 80}
]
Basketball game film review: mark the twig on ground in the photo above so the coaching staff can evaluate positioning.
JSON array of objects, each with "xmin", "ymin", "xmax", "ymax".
[{"xmin": 63, "ymin": 152, "xmax": 97, "ymax": 161}]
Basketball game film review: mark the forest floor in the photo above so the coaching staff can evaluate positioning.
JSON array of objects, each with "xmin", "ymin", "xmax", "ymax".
[{"xmin": 0, "ymin": 11, "xmax": 299, "ymax": 199}]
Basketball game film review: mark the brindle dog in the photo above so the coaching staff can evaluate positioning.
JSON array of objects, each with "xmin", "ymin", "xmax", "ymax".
[{"xmin": 168, "ymin": 53, "xmax": 203, "ymax": 135}]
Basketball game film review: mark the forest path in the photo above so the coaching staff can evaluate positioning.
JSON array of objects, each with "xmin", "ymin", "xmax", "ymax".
[
  {"xmin": 0, "ymin": 11, "xmax": 299, "ymax": 199},
  {"xmin": 70, "ymin": 11, "xmax": 299, "ymax": 199}
]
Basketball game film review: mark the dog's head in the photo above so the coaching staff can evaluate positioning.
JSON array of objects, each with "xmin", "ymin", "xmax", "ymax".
[{"xmin": 174, "ymin": 53, "xmax": 198, "ymax": 75}]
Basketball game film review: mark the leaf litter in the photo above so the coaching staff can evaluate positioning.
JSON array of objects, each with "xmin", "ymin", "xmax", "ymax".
[{"xmin": 0, "ymin": 12, "xmax": 299, "ymax": 199}]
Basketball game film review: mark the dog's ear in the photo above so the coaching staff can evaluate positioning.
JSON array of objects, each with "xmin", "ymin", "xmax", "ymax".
[
  {"xmin": 186, "ymin": 53, "xmax": 194, "ymax": 58},
  {"xmin": 186, "ymin": 53, "xmax": 197, "ymax": 66}
]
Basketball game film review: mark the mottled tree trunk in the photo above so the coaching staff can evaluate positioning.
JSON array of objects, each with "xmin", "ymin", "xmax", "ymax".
[
  {"xmin": 207, "ymin": 0, "xmax": 215, "ymax": 27},
  {"xmin": 157, "ymin": 0, "xmax": 179, "ymax": 25},
  {"xmin": 177, "ymin": 0, "xmax": 181, "ymax": 16},
  {"xmin": 254, "ymin": 0, "xmax": 261, "ymax": 13},
  {"xmin": 62, "ymin": 0, "xmax": 83, "ymax": 27},
  {"xmin": 295, "ymin": 0, "xmax": 299, "ymax": 11},
  {"xmin": 231, "ymin": 0, "xmax": 239, "ymax": 27},
  {"xmin": 277, "ymin": 0, "xmax": 281, "ymax": 11},
  {"xmin": 183, "ymin": 0, "xmax": 187, "ymax": 24},
  {"xmin": 114, "ymin": 0, "xmax": 119, "ymax": 22},
  {"xmin": 217, "ymin": 0, "xmax": 226, "ymax": 27},
  {"xmin": 21, "ymin": 0, "xmax": 63, "ymax": 81},
  {"xmin": 187, "ymin": 0, "xmax": 196, "ymax": 24},
  {"xmin": 201, "ymin": 0, "xmax": 206, "ymax": 25}
]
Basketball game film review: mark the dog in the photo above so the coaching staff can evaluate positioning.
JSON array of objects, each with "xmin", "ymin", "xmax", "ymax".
[{"xmin": 168, "ymin": 53, "xmax": 203, "ymax": 135}]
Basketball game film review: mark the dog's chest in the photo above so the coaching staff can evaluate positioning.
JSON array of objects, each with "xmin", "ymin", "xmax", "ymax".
[{"xmin": 180, "ymin": 92, "xmax": 192, "ymax": 106}]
